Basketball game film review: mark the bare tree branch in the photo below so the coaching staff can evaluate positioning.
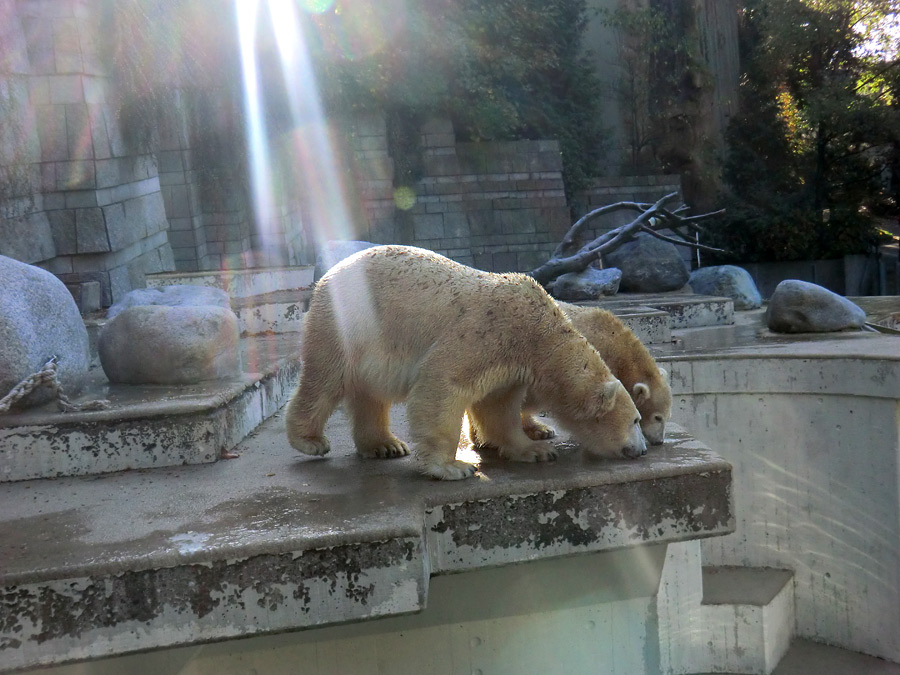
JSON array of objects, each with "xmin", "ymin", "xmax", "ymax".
[
  {"xmin": 639, "ymin": 226, "xmax": 727, "ymax": 254},
  {"xmin": 552, "ymin": 199, "xmax": 660, "ymax": 257},
  {"xmin": 529, "ymin": 194, "xmax": 727, "ymax": 287}
]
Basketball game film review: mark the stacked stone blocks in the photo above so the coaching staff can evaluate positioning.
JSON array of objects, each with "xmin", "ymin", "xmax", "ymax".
[
  {"xmin": 0, "ymin": 0, "xmax": 175, "ymax": 308},
  {"xmin": 354, "ymin": 117, "xmax": 571, "ymax": 273}
]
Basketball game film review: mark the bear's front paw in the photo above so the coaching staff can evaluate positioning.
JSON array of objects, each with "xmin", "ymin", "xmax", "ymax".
[
  {"xmin": 421, "ymin": 459, "xmax": 477, "ymax": 481},
  {"xmin": 357, "ymin": 438, "xmax": 410, "ymax": 459},
  {"xmin": 500, "ymin": 441, "xmax": 559, "ymax": 463},
  {"xmin": 291, "ymin": 436, "xmax": 331, "ymax": 456},
  {"xmin": 523, "ymin": 419, "xmax": 556, "ymax": 441}
]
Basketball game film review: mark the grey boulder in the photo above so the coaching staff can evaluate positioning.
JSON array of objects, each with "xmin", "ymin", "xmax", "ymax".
[
  {"xmin": 766, "ymin": 280, "xmax": 866, "ymax": 333},
  {"xmin": 99, "ymin": 305, "xmax": 241, "ymax": 384},
  {"xmin": 549, "ymin": 267, "xmax": 622, "ymax": 301},
  {"xmin": 315, "ymin": 240, "xmax": 378, "ymax": 280},
  {"xmin": 689, "ymin": 265, "xmax": 762, "ymax": 310},
  {"xmin": 107, "ymin": 285, "xmax": 231, "ymax": 319},
  {"xmin": 602, "ymin": 233, "xmax": 689, "ymax": 293},
  {"xmin": 0, "ymin": 255, "xmax": 90, "ymax": 409}
]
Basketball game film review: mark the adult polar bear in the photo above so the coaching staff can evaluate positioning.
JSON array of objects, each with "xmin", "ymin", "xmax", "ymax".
[{"xmin": 285, "ymin": 245, "xmax": 646, "ymax": 480}]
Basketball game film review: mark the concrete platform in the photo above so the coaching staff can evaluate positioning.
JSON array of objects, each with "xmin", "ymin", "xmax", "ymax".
[
  {"xmin": 0, "ymin": 415, "xmax": 733, "ymax": 672},
  {"xmin": 0, "ymin": 335, "xmax": 302, "ymax": 483}
]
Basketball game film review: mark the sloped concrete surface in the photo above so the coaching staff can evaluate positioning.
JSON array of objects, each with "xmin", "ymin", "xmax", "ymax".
[
  {"xmin": 0, "ymin": 415, "xmax": 732, "ymax": 672},
  {"xmin": 772, "ymin": 639, "xmax": 900, "ymax": 674},
  {"xmin": 703, "ymin": 566, "xmax": 794, "ymax": 606}
]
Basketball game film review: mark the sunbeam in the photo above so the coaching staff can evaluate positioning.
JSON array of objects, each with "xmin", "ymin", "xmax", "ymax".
[{"xmin": 235, "ymin": 0, "xmax": 277, "ymax": 258}]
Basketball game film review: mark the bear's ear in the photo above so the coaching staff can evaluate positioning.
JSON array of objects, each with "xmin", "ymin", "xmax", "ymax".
[
  {"xmin": 632, "ymin": 382, "xmax": 651, "ymax": 403},
  {"xmin": 658, "ymin": 366, "xmax": 669, "ymax": 382},
  {"xmin": 598, "ymin": 380, "xmax": 620, "ymax": 414}
]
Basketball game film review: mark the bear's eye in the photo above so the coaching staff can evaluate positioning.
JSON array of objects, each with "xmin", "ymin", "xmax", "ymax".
[
  {"xmin": 633, "ymin": 417, "xmax": 640, "ymax": 426},
  {"xmin": 654, "ymin": 414, "xmax": 664, "ymax": 422}
]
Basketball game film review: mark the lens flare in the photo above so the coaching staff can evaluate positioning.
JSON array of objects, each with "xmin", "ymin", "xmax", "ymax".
[
  {"xmin": 393, "ymin": 186, "xmax": 416, "ymax": 211},
  {"xmin": 299, "ymin": 0, "xmax": 334, "ymax": 14}
]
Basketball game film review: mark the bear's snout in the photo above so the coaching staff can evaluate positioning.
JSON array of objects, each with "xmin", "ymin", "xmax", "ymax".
[
  {"xmin": 621, "ymin": 422, "xmax": 648, "ymax": 459},
  {"xmin": 622, "ymin": 444, "xmax": 646, "ymax": 459}
]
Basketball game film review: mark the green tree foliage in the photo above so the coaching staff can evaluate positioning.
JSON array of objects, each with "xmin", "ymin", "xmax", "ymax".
[
  {"xmin": 306, "ymin": 0, "xmax": 606, "ymax": 195},
  {"xmin": 107, "ymin": 0, "xmax": 605, "ymax": 200},
  {"xmin": 709, "ymin": 0, "xmax": 899, "ymax": 262}
]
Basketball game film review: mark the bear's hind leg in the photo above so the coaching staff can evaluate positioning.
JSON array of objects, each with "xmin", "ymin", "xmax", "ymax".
[
  {"xmin": 470, "ymin": 387, "xmax": 558, "ymax": 463},
  {"xmin": 285, "ymin": 342, "xmax": 343, "ymax": 457},
  {"xmin": 346, "ymin": 390, "xmax": 410, "ymax": 459}
]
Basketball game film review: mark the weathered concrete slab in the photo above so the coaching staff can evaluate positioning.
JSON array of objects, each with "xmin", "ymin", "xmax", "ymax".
[
  {"xmin": 594, "ymin": 293, "xmax": 735, "ymax": 329},
  {"xmin": 0, "ymin": 335, "xmax": 301, "ymax": 482},
  {"xmin": 611, "ymin": 306, "xmax": 672, "ymax": 344},
  {"xmin": 232, "ymin": 289, "xmax": 312, "ymax": 336},
  {"xmin": 146, "ymin": 266, "xmax": 314, "ymax": 299},
  {"xmin": 0, "ymin": 415, "xmax": 732, "ymax": 672}
]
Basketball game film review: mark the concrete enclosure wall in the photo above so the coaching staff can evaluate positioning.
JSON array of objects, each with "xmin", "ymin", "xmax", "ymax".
[{"xmin": 666, "ymin": 351, "xmax": 900, "ymax": 662}]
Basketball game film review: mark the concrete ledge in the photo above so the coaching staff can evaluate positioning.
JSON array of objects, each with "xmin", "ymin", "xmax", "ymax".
[
  {"xmin": 231, "ymin": 289, "xmax": 312, "ymax": 336},
  {"xmin": 0, "ymin": 418, "xmax": 732, "ymax": 672},
  {"xmin": 146, "ymin": 266, "xmax": 314, "ymax": 299},
  {"xmin": 594, "ymin": 294, "xmax": 735, "ymax": 329}
]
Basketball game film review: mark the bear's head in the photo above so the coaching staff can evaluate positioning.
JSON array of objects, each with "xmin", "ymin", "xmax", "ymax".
[
  {"xmin": 631, "ymin": 366, "xmax": 671, "ymax": 445},
  {"xmin": 559, "ymin": 376, "xmax": 647, "ymax": 460}
]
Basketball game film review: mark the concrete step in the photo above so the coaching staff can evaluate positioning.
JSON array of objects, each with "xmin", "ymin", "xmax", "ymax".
[
  {"xmin": 145, "ymin": 267, "xmax": 316, "ymax": 336},
  {"xmin": 697, "ymin": 565, "xmax": 796, "ymax": 674},
  {"xmin": 146, "ymin": 265, "xmax": 315, "ymax": 299},
  {"xmin": 597, "ymin": 293, "xmax": 735, "ymax": 329},
  {"xmin": 0, "ymin": 422, "xmax": 733, "ymax": 671},
  {"xmin": 580, "ymin": 293, "xmax": 735, "ymax": 333},
  {"xmin": 611, "ymin": 306, "xmax": 672, "ymax": 344}
]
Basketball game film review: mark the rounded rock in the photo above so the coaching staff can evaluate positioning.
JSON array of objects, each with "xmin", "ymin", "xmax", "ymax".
[
  {"xmin": 99, "ymin": 305, "xmax": 241, "ymax": 384},
  {"xmin": 766, "ymin": 280, "xmax": 866, "ymax": 333},
  {"xmin": 602, "ymin": 233, "xmax": 689, "ymax": 293},
  {"xmin": 0, "ymin": 255, "xmax": 90, "ymax": 409},
  {"xmin": 107, "ymin": 284, "xmax": 231, "ymax": 319},
  {"xmin": 550, "ymin": 267, "xmax": 622, "ymax": 301},
  {"xmin": 315, "ymin": 240, "xmax": 378, "ymax": 280},
  {"xmin": 689, "ymin": 265, "xmax": 762, "ymax": 310}
]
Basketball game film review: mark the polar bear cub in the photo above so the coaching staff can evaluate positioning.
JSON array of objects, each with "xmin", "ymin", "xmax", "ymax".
[
  {"xmin": 519, "ymin": 302, "xmax": 672, "ymax": 445},
  {"xmin": 285, "ymin": 245, "xmax": 646, "ymax": 480}
]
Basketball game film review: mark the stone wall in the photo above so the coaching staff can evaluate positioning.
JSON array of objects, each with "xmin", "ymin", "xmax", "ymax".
[
  {"xmin": 155, "ymin": 91, "xmax": 309, "ymax": 272},
  {"xmin": 0, "ymin": 0, "xmax": 175, "ymax": 309},
  {"xmin": 354, "ymin": 117, "xmax": 571, "ymax": 273}
]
